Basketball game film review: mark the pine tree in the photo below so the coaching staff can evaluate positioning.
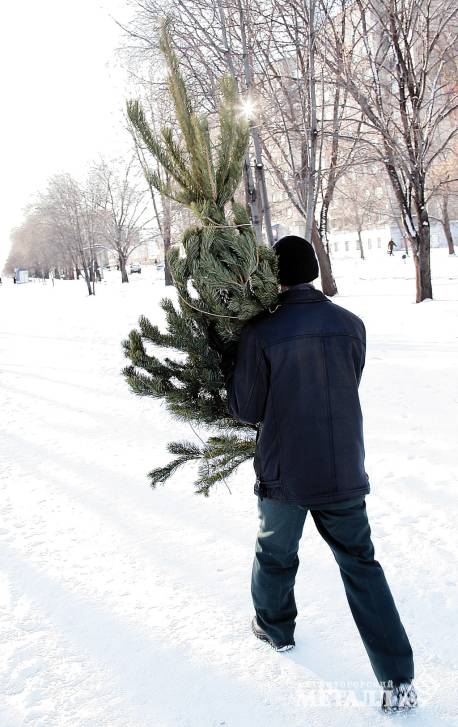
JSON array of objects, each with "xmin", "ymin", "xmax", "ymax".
[{"xmin": 123, "ymin": 22, "xmax": 278, "ymax": 494}]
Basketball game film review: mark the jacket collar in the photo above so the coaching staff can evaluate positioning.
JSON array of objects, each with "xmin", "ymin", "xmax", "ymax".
[{"xmin": 278, "ymin": 287, "xmax": 329, "ymax": 305}]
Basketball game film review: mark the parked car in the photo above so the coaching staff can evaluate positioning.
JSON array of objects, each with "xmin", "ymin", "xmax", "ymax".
[
  {"xmin": 130, "ymin": 263, "xmax": 142, "ymax": 274},
  {"xmin": 156, "ymin": 264, "xmax": 164, "ymax": 272}
]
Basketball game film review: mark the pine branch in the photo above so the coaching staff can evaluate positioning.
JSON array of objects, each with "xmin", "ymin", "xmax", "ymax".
[{"xmin": 148, "ymin": 440, "xmax": 202, "ymax": 487}]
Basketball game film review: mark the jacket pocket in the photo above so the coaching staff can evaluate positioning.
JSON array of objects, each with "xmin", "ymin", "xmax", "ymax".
[
  {"xmin": 255, "ymin": 477, "xmax": 283, "ymax": 501},
  {"xmin": 256, "ymin": 425, "xmax": 281, "ymax": 484}
]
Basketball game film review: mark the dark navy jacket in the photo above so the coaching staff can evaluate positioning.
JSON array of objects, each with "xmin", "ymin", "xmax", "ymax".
[{"xmin": 227, "ymin": 286, "xmax": 370, "ymax": 507}]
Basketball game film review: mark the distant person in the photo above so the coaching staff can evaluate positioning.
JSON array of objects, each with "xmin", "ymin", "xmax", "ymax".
[
  {"xmin": 0, "ymin": 276, "xmax": 2, "ymax": 285},
  {"xmin": 387, "ymin": 240, "xmax": 397, "ymax": 255},
  {"xmin": 13, "ymin": 276, "xmax": 16, "ymax": 284},
  {"xmin": 220, "ymin": 236, "xmax": 417, "ymax": 712}
]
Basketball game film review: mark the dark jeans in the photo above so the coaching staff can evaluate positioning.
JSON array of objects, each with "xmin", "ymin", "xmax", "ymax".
[{"xmin": 251, "ymin": 495, "xmax": 414, "ymax": 685}]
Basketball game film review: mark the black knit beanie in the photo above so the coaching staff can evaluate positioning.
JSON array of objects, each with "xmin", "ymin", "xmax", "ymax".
[{"xmin": 273, "ymin": 235, "xmax": 319, "ymax": 285}]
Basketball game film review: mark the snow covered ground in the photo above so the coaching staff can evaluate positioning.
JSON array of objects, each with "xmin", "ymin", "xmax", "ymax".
[{"xmin": 0, "ymin": 251, "xmax": 457, "ymax": 727}]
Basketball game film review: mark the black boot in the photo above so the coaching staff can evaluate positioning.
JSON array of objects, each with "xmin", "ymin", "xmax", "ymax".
[
  {"xmin": 251, "ymin": 617, "xmax": 295, "ymax": 652},
  {"xmin": 381, "ymin": 681, "xmax": 418, "ymax": 712}
]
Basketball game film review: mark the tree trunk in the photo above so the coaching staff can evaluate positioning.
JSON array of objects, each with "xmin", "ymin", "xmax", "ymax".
[
  {"xmin": 442, "ymin": 220, "xmax": 455, "ymax": 255},
  {"xmin": 237, "ymin": 0, "xmax": 274, "ymax": 245},
  {"xmin": 82, "ymin": 264, "xmax": 93, "ymax": 295},
  {"xmin": 252, "ymin": 137, "xmax": 274, "ymax": 245},
  {"xmin": 89, "ymin": 260, "xmax": 96, "ymax": 295},
  {"xmin": 412, "ymin": 217, "xmax": 433, "ymax": 303},
  {"xmin": 357, "ymin": 229, "xmax": 365, "ymax": 260},
  {"xmin": 119, "ymin": 255, "xmax": 129, "ymax": 283},
  {"xmin": 216, "ymin": 0, "xmax": 263, "ymax": 244},
  {"xmin": 318, "ymin": 81, "xmax": 342, "ymax": 257},
  {"xmin": 441, "ymin": 200, "xmax": 455, "ymax": 255},
  {"xmin": 385, "ymin": 166, "xmax": 432, "ymax": 302},
  {"xmin": 243, "ymin": 159, "xmax": 262, "ymax": 243},
  {"xmin": 381, "ymin": 149, "xmax": 432, "ymax": 303},
  {"xmin": 305, "ymin": 0, "xmax": 318, "ymax": 244},
  {"xmin": 312, "ymin": 222, "xmax": 338, "ymax": 296}
]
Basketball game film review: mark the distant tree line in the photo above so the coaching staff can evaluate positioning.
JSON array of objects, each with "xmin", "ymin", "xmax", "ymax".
[{"xmin": 4, "ymin": 158, "xmax": 152, "ymax": 294}]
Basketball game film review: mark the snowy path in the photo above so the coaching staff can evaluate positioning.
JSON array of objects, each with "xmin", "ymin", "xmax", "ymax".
[{"xmin": 1, "ymin": 255, "xmax": 457, "ymax": 726}]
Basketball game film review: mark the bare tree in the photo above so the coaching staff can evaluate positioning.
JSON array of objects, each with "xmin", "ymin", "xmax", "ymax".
[
  {"xmin": 4, "ymin": 190, "xmax": 89, "ymax": 284},
  {"xmin": 331, "ymin": 165, "xmax": 391, "ymax": 258},
  {"xmin": 34, "ymin": 181, "xmax": 80, "ymax": 281},
  {"xmin": 4, "ymin": 213, "xmax": 56, "ymax": 279},
  {"xmin": 94, "ymin": 158, "xmax": 151, "ymax": 283},
  {"xmin": 321, "ymin": 0, "xmax": 458, "ymax": 301},
  {"xmin": 248, "ymin": 0, "xmax": 365, "ymax": 294},
  {"xmin": 43, "ymin": 174, "xmax": 96, "ymax": 295},
  {"xmin": 35, "ymin": 173, "xmax": 106, "ymax": 295}
]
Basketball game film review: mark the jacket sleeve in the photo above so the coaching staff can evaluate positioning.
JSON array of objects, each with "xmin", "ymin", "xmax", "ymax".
[{"xmin": 226, "ymin": 323, "xmax": 269, "ymax": 426}]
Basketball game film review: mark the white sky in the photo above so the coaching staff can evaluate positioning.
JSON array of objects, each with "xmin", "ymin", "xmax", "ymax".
[{"xmin": 0, "ymin": 0, "xmax": 136, "ymax": 268}]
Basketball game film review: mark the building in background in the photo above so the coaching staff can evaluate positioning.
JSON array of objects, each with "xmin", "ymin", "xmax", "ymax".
[
  {"xmin": 14, "ymin": 268, "xmax": 29, "ymax": 283},
  {"xmin": 327, "ymin": 221, "xmax": 458, "ymax": 257}
]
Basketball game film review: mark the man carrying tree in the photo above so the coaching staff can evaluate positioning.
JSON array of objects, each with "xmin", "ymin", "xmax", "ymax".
[
  {"xmin": 224, "ymin": 235, "xmax": 417, "ymax": 712},
  {"xmin": 125, "ymin": 22, "xmax": 417, "ymax": 713}
]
